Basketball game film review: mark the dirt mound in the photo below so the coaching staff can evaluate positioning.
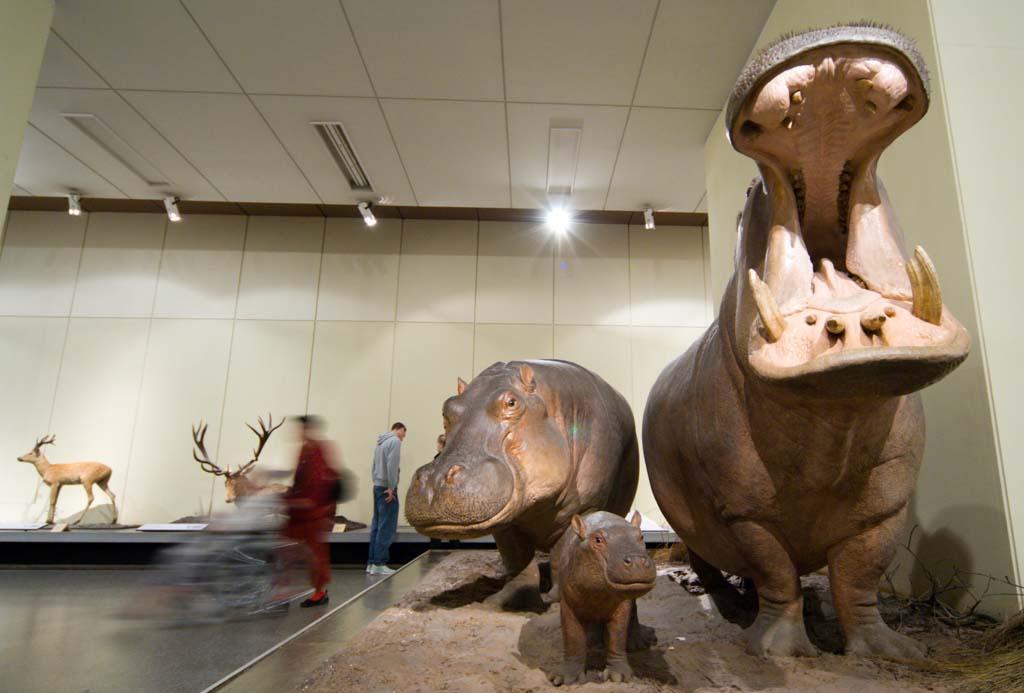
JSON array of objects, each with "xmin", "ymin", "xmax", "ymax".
[{"xmin": 296, "ymin": 551, "xmax": 973, "ymax": 692}]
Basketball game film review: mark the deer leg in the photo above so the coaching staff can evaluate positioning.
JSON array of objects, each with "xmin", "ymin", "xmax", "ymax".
[
  {"xmin": 47, "ymin": 483, "xmax": 60, "ymax": 524},
  {"xmin": 98, "ymin": 480, "xmax": 118, "ymax": 524},
  {"xmin": 74, "ymin": 482, "xmax": 95, "ymax": 525}
]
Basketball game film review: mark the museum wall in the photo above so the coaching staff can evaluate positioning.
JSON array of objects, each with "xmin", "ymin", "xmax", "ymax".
[
  {"xmin": 931, "ymin": 0, "xmax": 1024, "ymax": 606},
  {"xmin": 0, "ymin": 210, "xmax": 711, "ymax": 528},
  {"xmin": 703, "ymin": 0, "xmax": 1020, "ymax": 616}
]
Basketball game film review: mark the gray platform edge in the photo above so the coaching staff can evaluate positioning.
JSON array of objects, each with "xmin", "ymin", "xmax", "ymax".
[
  {"xmin": 203, "ymin": 551, "xmax": 431, "ymax": 693},
  {"xmin": 0, "ymin": 527, "xmax": 680, "ymax": 544}
]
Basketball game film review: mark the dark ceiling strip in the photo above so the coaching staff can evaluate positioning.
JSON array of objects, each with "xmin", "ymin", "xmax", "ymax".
[{"xmin": 7, "ymin": 196, "xmax": 708, "ymax": 227}]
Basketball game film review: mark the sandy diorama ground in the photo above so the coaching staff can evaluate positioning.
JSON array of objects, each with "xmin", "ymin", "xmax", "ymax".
[{"xmin": 297, "ymin": 551, "xmax": 985, "ymax": 692}]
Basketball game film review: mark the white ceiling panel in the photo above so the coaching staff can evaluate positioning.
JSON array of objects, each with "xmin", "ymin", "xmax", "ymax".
[
  {"xmin": 35, "ymin": 31, "xmax": 106, "ymax": 89},
  {"xmin": 252, "ymin": 95, "xmax": 415, "ymax": 205},
  {"xmin": 606, "ymin": 108, "xmax": 717, "ymax": 211},
  {"xmin": 381, "ymin": 99, "xmax": 509, "ymax": 207},
  {"xmin": 51, "ymin": 0, "xmax": 239, "ymax": 92},
  {"xmin": 11, "ymin": 184, "xmax": 32, "ymax": 196},
  {"xmin": 183, "ymin": 0, "xmax": 373, "ymax": 97},
  {"xmin": 122, "ymin": 92, "xmax": 317, "ymax": 203},
  {"xmin": 14, "ymin": 126, "xmax": 125, "ymax": 198},
  {"xmin": 502, "ymin": 0, "xmax": 658, "ymax": 105},
  {"xmin": 507, "ymin": 103, "xmax": 627, "ymax": 210},
  {"xmin": 29, "ymin": 88, "xmax": 224, "ymax": 200},
  {"xmin": 634, "ymin": 0, "xmax": 773, "ymax": 109},
  {"xmin": 343, "ymin": 0, "xmax": 503, "ymax": 100}
]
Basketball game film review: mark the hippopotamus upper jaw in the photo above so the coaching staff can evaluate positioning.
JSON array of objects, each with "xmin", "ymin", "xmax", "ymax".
[
  {"xmin": 725, "ymin": 27, "xmax": 968, "ymax": 396},
  {"xmin": 405, "ymin": 452, "xmax": 521, "ymax": 538}
]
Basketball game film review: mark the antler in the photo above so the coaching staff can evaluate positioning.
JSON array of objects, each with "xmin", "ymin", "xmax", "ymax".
[
  {"xmin": 192, "ymin": 421, "xmax": 228, "ymax": 477},
  {"xmin": 35, "ymin": 434, "xmax": 56, "ymax": 449},
  {"xmin": 239, "ymin": 414, "xmax": 285, "ymax": 475}
]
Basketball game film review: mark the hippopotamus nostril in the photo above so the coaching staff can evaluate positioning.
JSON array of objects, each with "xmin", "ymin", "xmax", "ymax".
[
  {"xmin": 444, "ymin": 464, "xmax": 463, "ymax": 484},
  {"xmin": 623, "ymin": 557, "xmax": 632, "ymax": 565}
]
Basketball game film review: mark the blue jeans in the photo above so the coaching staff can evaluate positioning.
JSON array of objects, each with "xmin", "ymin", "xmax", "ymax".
[{"xmin": 368, "ymin": 485, "xmax": 399, "ymax": 565}]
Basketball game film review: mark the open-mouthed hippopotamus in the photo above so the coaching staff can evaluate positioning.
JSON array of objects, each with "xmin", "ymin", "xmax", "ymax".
[
  {"xmin": 549, "ymin": 511, "xmax": 655, "ymax": 686},
  {"xmin": 406, "ymin": 360, "xmax": 638, "ymax": 572},
  {"xmin": 643, "ymin": 24, "xmax": 969, "ymax": 660}
]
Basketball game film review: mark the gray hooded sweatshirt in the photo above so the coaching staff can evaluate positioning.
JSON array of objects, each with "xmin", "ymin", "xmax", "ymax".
[{"xmin": 372, "ymin": 432, "xmax": 402, "ymax": 489}]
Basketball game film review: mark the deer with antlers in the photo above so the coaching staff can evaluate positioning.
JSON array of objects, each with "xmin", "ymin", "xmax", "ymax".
[
  {"xmin": 192, "ymin": 415, "xmax": 290, "ymax": 505},
  {"xmin": 17, "ymin": 435, "xmax": 118, "ymax": 525}
]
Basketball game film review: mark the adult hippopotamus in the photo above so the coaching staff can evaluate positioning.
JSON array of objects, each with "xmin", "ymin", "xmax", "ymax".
[
  {"xmin": 643, "ymin": 25, "xmax": 969, "ymax": 660},
  {"xmin": 549, "ymin": 511, "xmax": 655, "ymax": 686},
  {"xmin": 406, "ymin": 360, "xmax": 638, "ymax": 577}
]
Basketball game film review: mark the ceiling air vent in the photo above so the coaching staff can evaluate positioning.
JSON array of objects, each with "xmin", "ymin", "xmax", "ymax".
[
  {"xmin": 62, "ymin": 113, "xmax": 170, "ymax": 188},
  {"xmin": 311, "ymin": 121, "xmax": 373, "ymax": 192},
  {"xmin": 546, "ymin": 123, "xmax": 582, "ymax": 196}
]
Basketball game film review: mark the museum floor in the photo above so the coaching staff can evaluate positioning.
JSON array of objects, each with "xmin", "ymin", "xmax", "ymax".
[{"xmin": 0, "ymin": 562, "xmax": 424, "ymax": 692}]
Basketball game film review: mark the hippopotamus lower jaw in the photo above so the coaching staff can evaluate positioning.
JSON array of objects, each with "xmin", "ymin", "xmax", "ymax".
[
  {"xmin": 728, "ymin": 35, "xmax": 969, "ymax": 396},
  {"xmin": 405, "ymin": 454, "xmax": 520, "ymax": 539}
]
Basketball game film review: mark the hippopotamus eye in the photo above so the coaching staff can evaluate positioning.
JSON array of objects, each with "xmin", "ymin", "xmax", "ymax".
[{"xmin": 505, "ymin": 397, "xmax": 517, "ymax": 409}]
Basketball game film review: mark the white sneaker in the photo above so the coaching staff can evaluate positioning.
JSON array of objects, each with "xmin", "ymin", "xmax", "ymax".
[
  {"xmin": 366, "ymin": 563, "xmax": 374, "ymax": 574},
  {"xmin": 371, "ymin": 564, "xmax": 397, "ymax": 576}
]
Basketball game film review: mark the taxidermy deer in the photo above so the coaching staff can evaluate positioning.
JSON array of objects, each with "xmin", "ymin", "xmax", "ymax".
[
  {"xmin": 192, "ymin": 414, "xmax": 289, "ymax": 505},
  {"xmin": 17, "ymin": 435, "xmax": 118, "ymax": 525}
]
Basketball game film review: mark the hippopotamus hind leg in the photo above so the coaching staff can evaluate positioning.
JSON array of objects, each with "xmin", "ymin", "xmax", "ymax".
[
  {"xmin": 626, "ymin": 600, "xmax": 657, "ymax": 651},
  {"xmin": 827, "ymin": 507, "xmax": 927, "ymax": 660},
  {"xmin": 732, "ymin": 520, "xmax": 819, "ymax": 657}
]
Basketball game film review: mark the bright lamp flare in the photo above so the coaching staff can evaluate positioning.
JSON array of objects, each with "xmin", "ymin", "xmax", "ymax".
[{"xmin": 546, "ymin": 207, "xmax": 571, "ymax": 235}]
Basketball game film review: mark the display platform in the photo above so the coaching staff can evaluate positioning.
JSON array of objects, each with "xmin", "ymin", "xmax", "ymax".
[
  {"xmin": 220, "ymin": 550, "xmax": 977, "ymax": 692},
  {"xmin": 0, "ymin": 526, "xmax": 679, "ymax": 565}
]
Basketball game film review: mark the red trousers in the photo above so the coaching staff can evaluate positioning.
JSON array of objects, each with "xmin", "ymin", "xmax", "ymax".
[{"xmin": 284, "ymin": 516, "xmax": 332, "ymax": 592}]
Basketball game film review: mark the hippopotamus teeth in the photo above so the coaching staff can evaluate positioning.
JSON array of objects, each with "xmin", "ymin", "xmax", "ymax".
[
  {"xmin": 748, "ymin": 269, "xmax": 786, "ymax": 342},
  {"xmin": 907, "ymin": 245, "xmax": 942, "ymax": 325}
]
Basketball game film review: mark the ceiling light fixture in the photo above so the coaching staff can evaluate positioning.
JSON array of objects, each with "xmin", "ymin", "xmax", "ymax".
[
  {"xmin": 67, "ymin": 193, "xmax": 82, "ymax": 216},
  {"xmin": 357, "ymin": 201, "xmax": 377, "ymax": 227},
  {"xmin": 163, "ymin": 196, "xmax": 182, "ymax": 223},
  {"xmin": 643, "ymin": 207, "xmax": 655, "ymax": 230},
  {"xmin": 546, "ymin": 205, "xmax": 571, "ymax": 236}
]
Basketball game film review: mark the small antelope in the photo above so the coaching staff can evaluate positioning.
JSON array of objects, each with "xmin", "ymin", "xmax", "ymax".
[
  {"xmin": 17, "ymin": 435, "xmax": 118, "ymax": 525},
  {"xmin": 192, "ymin": 415, "xmax": 289, "ymax": 504}
]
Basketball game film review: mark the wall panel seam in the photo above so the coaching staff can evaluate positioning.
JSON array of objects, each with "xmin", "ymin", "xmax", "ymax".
[
  {"xmin": 119, "ymin": 216, "xmax": 171, "ymax": 515},
  {"xmin": 304, "ymin": 218, "xmax": 328, "ymax": 415}
]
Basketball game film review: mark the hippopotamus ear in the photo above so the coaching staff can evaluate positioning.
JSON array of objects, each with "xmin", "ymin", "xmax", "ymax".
[
  {"xmin": 570, "ymin": 514, "xmax": 587, "ymax": 540},
  {"xmin": 517, "ymin": 363, "xmax": 536, "ymax": 394},
  {"xmin": 457, "ymin": 377, "xmax": 468, "ymax": 395},
  {"xmin": 630, "ymin": 511, "xmax": 643, "ymax": 528}
]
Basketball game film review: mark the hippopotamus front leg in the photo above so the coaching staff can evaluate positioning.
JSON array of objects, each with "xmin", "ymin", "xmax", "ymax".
[
  {"xmin": 732, "ymin": 520, "xmax": 819, "ymax": 657},
  {"xmin": 603, "ymin": 599, "xmax": 634, "ymax": 682},
  {"xmin": 484, "ymin": 526, "xmax": 542, "ymax": 608},
  {"xmin": 828, "ymin": 507, "xmax": 926, "ymax": 659},
  {"xmin": 549, "ymin": 599, "xmax": 588, "ymax": 686}
]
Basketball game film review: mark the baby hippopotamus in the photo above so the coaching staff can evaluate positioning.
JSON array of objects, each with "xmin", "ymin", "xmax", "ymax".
[{"xmin": 549, "ymin": 511, "xmax": 656, "ymax": 686}]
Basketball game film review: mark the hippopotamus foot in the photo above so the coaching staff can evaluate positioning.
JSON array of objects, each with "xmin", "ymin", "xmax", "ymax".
[
  {"xmin": 745, "ymin": 604, "xmax": 819, "ymax": 657},
  {"xmin": 601, "ymin": 657, "xmax": 633, "ymax": 683},
  {"xmin": 845, "ymin": 622, "xmax": 926, "ymax": 660},
  {"xmin": 548, "ymin": 657, "xmax": 587, "ymax": 686}
]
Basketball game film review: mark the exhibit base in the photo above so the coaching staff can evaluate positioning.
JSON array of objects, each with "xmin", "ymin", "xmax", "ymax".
[{"xmin": 220, "ymin": 550, "xmax": 975, "ymax": 692}]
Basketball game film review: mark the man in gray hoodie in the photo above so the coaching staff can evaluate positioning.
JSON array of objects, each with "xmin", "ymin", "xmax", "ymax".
[{"xmin": 367, "ymin": 422, "xmax": 406, "ymax": 575}]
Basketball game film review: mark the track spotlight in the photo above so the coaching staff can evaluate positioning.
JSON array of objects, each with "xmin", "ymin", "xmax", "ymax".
[
  {"xmin": 163, "ymin": 196, "xmax": 182, "ymax": 223},
  {"xmin": 546, "ymin": 206, "xmax": 571, "ymax": 236},
  {"xmin": 643, "ymin": 207, "xmax": 655, "ymax": 230},
  {"xmin": 357, "ymin": 201, "xmax": 377, "ymax": 227},
  {"xmin": 67, "ymin": 193, "xmax": 82, "ymax": 216}
]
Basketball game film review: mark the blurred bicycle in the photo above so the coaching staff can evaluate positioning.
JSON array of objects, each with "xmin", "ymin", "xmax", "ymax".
[{"xmin": 132, "ymin": 495, "xmax": 314, "ymax": 625}]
